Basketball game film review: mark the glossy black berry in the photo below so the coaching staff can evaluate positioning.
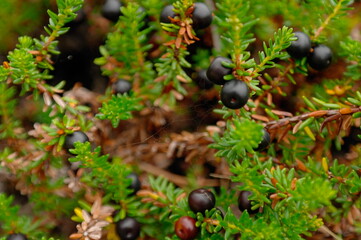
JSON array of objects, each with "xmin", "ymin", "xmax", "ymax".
[
  {"xmin": 160, "ymin": 5, "xmax": 176, "ymax": 24},
  {"xmin": 254, "ymin": 129, "xmax": 271, "ymax": 151},
  {"xmin": 206, "ymin": 57, "xmax": 233, "ymax": 85},
  {"xmin": 286, "ymin": 31, "xmax": 311, "ymax": 59},
  {"xmin": 115, "ymin": 217, "xmax": 141, "ymax": 240},
  {"xmin": 191, "ymin": 2, "xmax": 212, "ymax": 29},
  {"xmin": 220, "ymin": 80, "xmax": 250, "ymax": 109},
  {"xmin": 126, "ymin": 172, "xmax": 141, "ymax": 194},
  {"xmin": 113, "ymin": 79, "xmax": 132, "ymax": 94},
  {"xmin": 101, "ymin": 0, "xmax": 122, "ymax": 22},
  {"xmin": 175, "ymin": 216, "xmax": 198, "ymax": 240},
  {"xmin": 307, "ymin": 44, "xmax": 333, "ymax": 70},
  {"xmin": 64, "ymin": 131, "xmax": 89, "ymax": 151},
  {"xmin": 238, "ymin": 191, "xmax": 259, "ymax": 214},
  {"xmin": 6, "ymin": 234, "xmax": 28, "ymax": 240},
  {"xmin": 193, "ymin": 69, "xmax": 214, "ymax": 89},
  {"xmin": 188, "ymin": 188, "xmax": 216, "ymax": 213}
]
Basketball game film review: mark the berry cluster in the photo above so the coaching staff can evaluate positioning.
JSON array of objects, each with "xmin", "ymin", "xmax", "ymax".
[
  {"xmin": 175, "ymin": 188, "xmax": 216, "ymax": 240},
  {"xmin": 175, "ymin": 188, "xmax": 262, "ymax": 239},
  {"xmin": 286, "ymin": 31, "xmax": 332, "ymax": 70},
  {"xmin": 206, "ymin": 56, "xmax": 251, "ymax": 110}
]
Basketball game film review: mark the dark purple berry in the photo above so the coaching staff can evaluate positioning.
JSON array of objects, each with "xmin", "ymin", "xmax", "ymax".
[
  {"xmin": 64, "ymin": 131, "xmax": 89, "ymax": 151},
  {"xmin": 307, "ymin": 44, "xmax": 332, "ymax": 70},
  {"xmin": 286, "ymin": 31, "xmax": 311, "ymax": 59},
  {"xmin": 206, "ymin": 57, "xmax": 233, "ymax": 85},
  {"xmin": 193, "ymin": 69, "xmax": 214, "ymax": 89},
  {"xmin": 254, "ymin": 129, "xmax": 271, "ymax": 151},
  {"xmin": 238, "ymin": 191, "xmax": 259, "ymax": 214},
  {"xmin": 175, "ymin": 216, "xmax": 198, "ymax": 240},
  {"xmin": 115, "ymin": 217, "xmax": 141, "ymax": 240},
  {"xmin": 113, "ymin": 79, "xmax": 132, "ymax": 94},
  {"xmin": 6, "ymin": 234, "xmax": 28, "ymax": 240},
  {"xmin": 191, "ymin": 2, "xmax": 212, "ymax": 29},
  {"xmin": 188, "ymin": 188, "xmax": 216, "ymax": 213},
  {"xmin": 101, "ymin": 0, "xmax": 122, "ymax": 22},
  {"xmin": 126, "ymin": 172, "xmax": 141, "ymax": 194},
  {"xmin": 160, "ymin": 5, "xmax": 176, "ymax": 24},
  {"xmin": 220, "ymin": 80, "xmax": 249, "ymax": 109}
]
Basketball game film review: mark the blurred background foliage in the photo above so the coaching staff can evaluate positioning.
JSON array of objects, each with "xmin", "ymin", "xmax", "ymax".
[{"xmin": 0, "ymin": 0, "xmax": 51, "ymax": 53}]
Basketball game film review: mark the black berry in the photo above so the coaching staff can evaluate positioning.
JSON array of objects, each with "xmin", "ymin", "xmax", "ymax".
[
  {"xmin": 206, "ymin": 57, "xmax": 233, "ymax": 85},
  {"xmin": 254, "ymin": 129, "xmax": 271, "ymax": 151},
  {"xmin": 160, "ymin": 5, "xmax": 176, "ymax": 24},
  {"xmin": 113, "ymin": 79, "xmax": 132, "ymax": 94},
  {"xmin": 286, "ymin": 31, "xmax": 311, "ymax": 59},
  {"xmin": 188, "ymin": 188, "xmax": 216, "ymax": 213},
  {"xmin": 115, "ymin": 217, "xmax": 141, "ymax": 240},
  {"xmin": 175, "ymin": 216, "xmax": 198, "ymax": 240},
  {"xmin": 191, "ymin": 2, "xmax": 212, "ymax": 29},
  {"xmin": 126, "ymin": 172, "xmax": 141, "ymax": 194},
  {"xmin": 101, "ymin": 0, "xmax": 122, "ymax": 22},
  {"xmin": 193, "ymin": 69, "xmax": 214, "ymax": 90},
  {"xmin": 238, "ymin": 191, "xmax": 259, "ymax": 214},
  {"xmin": 6, "ymin": 234, "xmax": 28, "ymax": 240},
  {"xmin": 220, "ymin": 79, "xmax": 249, "ymax": 109},
  {"xmin": 307, "ymin": 44, "xmax": 332, "ymax": 70},
  {"xmin": 64, "ymin": 131, "xmax": 89, "ymax": 151}
]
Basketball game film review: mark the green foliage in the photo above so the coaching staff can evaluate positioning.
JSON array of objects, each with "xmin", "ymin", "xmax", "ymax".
[
  {"xmin": 0, "ymin": 0, "xmax": 47, "ymax": 52},
  {"xmin": 0, "ymin": 83, "xmax": 21, "ymax": 139},
  {"xmin": 0, "ymin": 193, "xmax": 40, "ymax": 236},
  {"xmin": 96, "ymin": 94, "xmax": 143, "ymax": 128},
  {"xmin": 95, "ymin": 2, "xmax": 154, "ymax": 77},
  {"xmin": 340, "ymin": 37, "xmax": 361, "ymax": 80},
  {"xmin": 68, "ymin": 142, "xmax": 140, "ymax": 210},
  {"xmin": 221, "ymin": 210, "xmax": 283, "ymax": 240},
  {"xmin": 210, "ymin": 119, "xmax": 264, "ymax": 160}
]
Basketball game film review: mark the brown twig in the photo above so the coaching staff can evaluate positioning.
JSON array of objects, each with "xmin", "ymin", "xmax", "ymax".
[{"xmin": 265, "ymin": 107, "xmax": 361, "ymax": 130}]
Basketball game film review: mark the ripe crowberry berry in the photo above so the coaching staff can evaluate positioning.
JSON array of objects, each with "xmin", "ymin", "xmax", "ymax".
[
  {"xmin": 286, "ymin": 31, "xmax": 311, "ymax": 59},
  {"xmin": 191, "ymin": 2, "xmax": 212, "ymax": 29},
  {"xmin": 220, "ymin": 79, "xmax": 250, "ymax": 109},
  {"xmin": 206, "ymin": 57, "xmax": 233, "ymax": 85},
  {"xmin": 64, "ymin": 131, "xmax": 89, "ymax": 151},
  {"xmin": 101, "ymin": 0, "xmax": 122, "ymax": 22},
  {"xmin": 6, "ymin": 234, "xmax": 28, "ymax": 240},
  {"xmin": 160, "ymin": 5, "xmax": 176, "ymax": 24},
  {"xmin": 175, "ymin": 216, "xmax": 198, "ymax": 240},
  {"xmin": 126, "ymin": 172, "xmax": 141, "ymax": 194},
  {"xmin": 307, "ymin": 44, "xmax": 332, "ymax": 70},
  {"xmin": 254, "ymin": 129, "xmax": 271, "ymax": 151},
  {"xmin": 113, "ymin": 79, "xmax": 132, "ymax": 94},
  {"xmin": 115, "ymin": 217, "xmax": 141, "ymax": 240},
  {"xmin": 193, "ymin": 69, "xmax": 214, "ymax": 90},
  {"xmin": 238, "ymin": 191, "xmax": 259, "ymax": 214},
  {"xmin": 188, "ymin": 188, "xmax": 216, "ymax": 213}
]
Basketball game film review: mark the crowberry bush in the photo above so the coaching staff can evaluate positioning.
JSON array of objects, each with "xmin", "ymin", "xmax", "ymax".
[{"xmin": 0, "ymin": 0, "xmax": 360, "ymax": 239}]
